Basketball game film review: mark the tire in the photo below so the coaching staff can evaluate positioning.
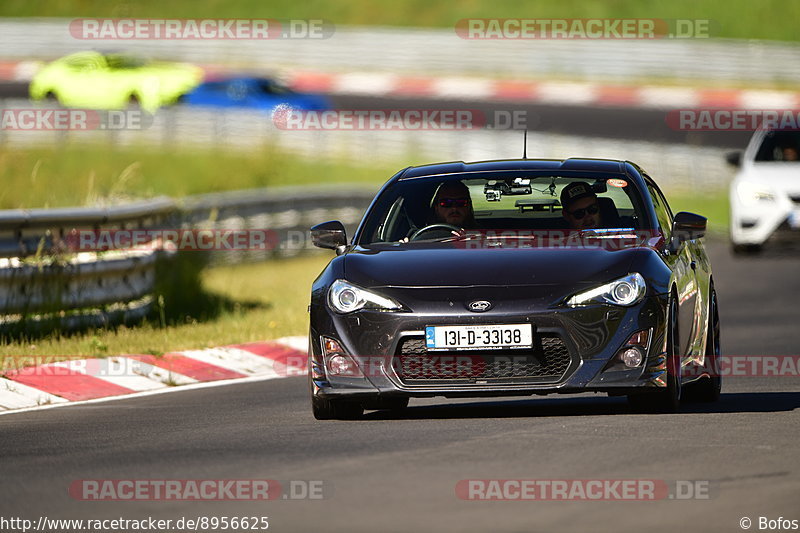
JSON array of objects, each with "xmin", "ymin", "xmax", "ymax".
[
  {"xmin": 732, "ymin": 243, "xmax": 762, "ymax": 255},
  {"xmin": 628, "ymin": 296, "xmax": 682, "ymax": 413},
  {"xmin": 687, "ymin": 286, "xmax": 722, "ymax": 403},
  {"xmin": 311, "ymin": 395, "xmax": 363, "ymax": 420}
]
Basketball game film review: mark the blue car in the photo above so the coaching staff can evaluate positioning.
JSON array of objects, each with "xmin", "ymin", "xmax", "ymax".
[{"xmin": 181, "ymin": 77, "xmax": 330, "ymax": 111}]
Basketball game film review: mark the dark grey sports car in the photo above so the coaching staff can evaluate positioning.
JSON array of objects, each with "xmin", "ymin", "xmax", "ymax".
[{"xmin": 308, "ymin": 158, "xmax": 720, "ymax": 419}]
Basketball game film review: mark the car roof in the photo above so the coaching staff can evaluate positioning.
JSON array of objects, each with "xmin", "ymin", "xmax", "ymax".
[{"xmin": 397, "ymin": 158, "xmax": 636, "ymax": 180}]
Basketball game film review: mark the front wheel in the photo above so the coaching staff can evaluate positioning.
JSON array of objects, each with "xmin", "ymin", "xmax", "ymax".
[
  {"xmin": 628, "ymin": 296, "xmax": 682, "ymax": 413},
  {"xmin": 311, "ymin": 395, "xmax": 364, "ymax": 420},
  {"xmin": 686, "ymin": 286, "xmax": 721, "ymax": 402}
]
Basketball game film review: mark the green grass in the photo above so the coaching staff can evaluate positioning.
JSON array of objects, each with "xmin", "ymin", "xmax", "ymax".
[
  {"xmin": 669, "ymin": 191, "xmax": 730, "ymax": 236},
  {"xmin": 0, "ymin": 254, "xmax": 331, "ymax": 365},
  {"xmin": 0, "ymin": 0, "xmax": 794, "ymax": 42},
  {"xmin": 0, "ymin": 143, "xmax": 398, "ymax": 209}
]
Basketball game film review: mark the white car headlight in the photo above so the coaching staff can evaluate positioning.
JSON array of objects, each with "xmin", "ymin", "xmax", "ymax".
[
  {"xmin": 328, "ymin": 279, "xmax": 402, "ymax": 313},
  {"xmin": 736, "ymin": 182, "xmax": 775, "ymax": 206},
  {"xmin": 567, "ymin": 273, "xmax": 647, "ymax": 307}
]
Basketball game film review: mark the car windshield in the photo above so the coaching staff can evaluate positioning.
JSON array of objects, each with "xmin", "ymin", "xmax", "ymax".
[
  {"xmin": 754, "ymin": 131, "xmax": 800, "ymax": 162},
  {"xmin": 357, "ymin": 173, "xmax": 649, "ymax": 245}
]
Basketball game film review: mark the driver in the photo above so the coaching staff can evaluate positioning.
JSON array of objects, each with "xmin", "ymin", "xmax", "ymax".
[
  {"xmin": 560, "ymin": 181, "xmax": 603, "ymax": 230},
  {"xmin": 429, "ymin": 181, "xmax": 476, "ymax": 228}
]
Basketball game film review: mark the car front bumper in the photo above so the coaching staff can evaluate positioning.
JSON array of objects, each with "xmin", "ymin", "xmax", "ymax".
[
  {"xmin": 730, "ymin": 188, "xmax": 800, "ymax": 246},
  {"xmin": 310, "ymin": 294, "xmax": 672, "ymax": 402}
]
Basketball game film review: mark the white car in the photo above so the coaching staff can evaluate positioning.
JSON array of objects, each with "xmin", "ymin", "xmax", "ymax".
[{"xmin": 727, "ymin": 129, "xmax": 800, "ymax": 254}]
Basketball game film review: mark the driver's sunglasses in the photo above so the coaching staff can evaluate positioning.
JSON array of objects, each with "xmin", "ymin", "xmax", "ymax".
[
  {"xmin": 438, "ymin": 198, "xmax": 471, "ymax": 208},
  {"xmin": 569, "ymin": 203, "xmax": 600, "ymax": 219}
]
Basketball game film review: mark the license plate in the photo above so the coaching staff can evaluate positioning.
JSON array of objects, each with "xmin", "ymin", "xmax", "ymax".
[{"xmin": 425, "ymin": 324, "xmax": 533, "ymax": 351}]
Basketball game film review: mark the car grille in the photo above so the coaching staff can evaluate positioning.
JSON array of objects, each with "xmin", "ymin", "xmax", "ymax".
[{"xmin": 393, "ymin": 334, "xmax": 572, "ymax": 385}]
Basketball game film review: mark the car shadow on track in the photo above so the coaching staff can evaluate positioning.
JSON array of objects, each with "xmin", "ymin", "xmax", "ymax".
[{"xmin": 361, "ymin": 392, "xmax": 800, "ymax": 420}]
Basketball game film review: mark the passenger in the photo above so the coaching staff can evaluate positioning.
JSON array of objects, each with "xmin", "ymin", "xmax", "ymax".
[{"xmin": 780, "ymin": 144, "xmax": 799, "ymax": 162}]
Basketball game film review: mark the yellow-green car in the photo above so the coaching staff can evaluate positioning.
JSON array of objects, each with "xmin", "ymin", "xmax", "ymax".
[{"xmin": 29, "ymin": 52, "xmax": 203, "ymax": 112}]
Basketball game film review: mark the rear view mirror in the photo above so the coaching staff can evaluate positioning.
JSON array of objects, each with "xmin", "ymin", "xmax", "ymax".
[
  {"xmin": 672, "ymin": 212, "xmax": 707, "ymax": 242},
  {"xmin": 725, "ymin": 151, "xmax": 742, "ymax": 167},
  {"xmin": 310, "ymin": 220, "xmax": 347, "ymax": 252}
]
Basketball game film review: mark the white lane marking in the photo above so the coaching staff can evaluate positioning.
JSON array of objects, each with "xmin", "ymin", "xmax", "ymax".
[
  {"xmin": 275, "ymin": 336, "xmax": 308, "ymax": 353},
  {"xmin": 431, "ymin": 77, "xmax": 494, "ymax": 99},
  {"xmin": 535, "ymin": 82, "xmax": 598, "ymax": 105},
  {"xmin": 0, "ymin": 378, "xmax": 68, "ymax": 410},
  {"xmin": 333, "ymin": 72, "xmax": 398, "ymax": 95},
  {"xmin": 51, "ymin": 357, "xmax": 196, "ymax": 391},
  {"xmin": 0, "ymin": 373, "xmax": 304, "ymax": 417},
  {"xmin": 0, "ymin": 340, "xmax": 309, "ymax": 414},
  {"xmin": 111, "ymin": 357, "xmax": 198, "ymax": 386},
  {"xmin": 177, "ymin": 347, "xmax": 282, "ymax": 376},
  {"xmin": 638, "ymin": 86, "xmax": 700, "ymax": 108},
  {"xmin": 740, "ymin": 90, "xmax": 798, "ymax": 110}
]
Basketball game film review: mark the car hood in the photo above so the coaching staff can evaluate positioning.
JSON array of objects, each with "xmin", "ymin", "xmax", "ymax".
[{"xmin": 344, "ymin": 244, "xmax": 643, "ymax": 289}]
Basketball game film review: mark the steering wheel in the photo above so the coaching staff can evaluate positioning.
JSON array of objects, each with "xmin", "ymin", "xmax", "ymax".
[{"xmin": 409, "ymin": 223, "xmax": 463, "ymax": 241}]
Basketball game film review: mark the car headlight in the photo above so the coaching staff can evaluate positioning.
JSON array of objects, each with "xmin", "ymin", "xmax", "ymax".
[
  {"xmin": 567, "ymin": 273, "xmax": 646, "ymax": 307},
  {"xmin": 328, "ymin": 279, "xmax": 402, "ymax": 313},
  {"xmin": 736, "ymin": 182, "xmax": 775, "ymax": 206}
]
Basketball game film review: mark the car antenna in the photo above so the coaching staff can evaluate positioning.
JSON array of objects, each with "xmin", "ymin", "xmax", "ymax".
[{"xmin": 522, "ymin": 129, "xmax": 528, "ymax": 159}]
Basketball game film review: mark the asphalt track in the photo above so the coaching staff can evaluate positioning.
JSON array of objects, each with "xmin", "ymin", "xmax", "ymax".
[{"xmin": 1, "ymin": 240, "xmax": 798, "ymax": 533}]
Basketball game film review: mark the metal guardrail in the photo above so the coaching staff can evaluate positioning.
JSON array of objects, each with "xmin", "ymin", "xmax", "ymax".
[
  {"xmin": 0, "ymin": 196, "xmax": 176, "ymax": 258},
  {"xmin": 0, "ymin": 197, "xmax": 176, "ymax": 329},
  {"xmin": 1, "ymin": 18, "xmax": 800, "ymax": 84},
  {"xmin": 0, "ymin": 186, "xmax": 376, "ymax": 330},
  {"xmin": 181, "ymin": 185, "xmax": 375, "ymax": 263}
]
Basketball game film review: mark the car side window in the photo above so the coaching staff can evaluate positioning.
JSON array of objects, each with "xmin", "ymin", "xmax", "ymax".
[{"xmin": 647, "ymin": 182, "xmax": 673, "ymax": 240}]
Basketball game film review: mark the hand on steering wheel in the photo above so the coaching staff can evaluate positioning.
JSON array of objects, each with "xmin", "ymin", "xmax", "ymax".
[{"xmin": 409, "ymin": 223, "xmax": 464, "ymax": 241}]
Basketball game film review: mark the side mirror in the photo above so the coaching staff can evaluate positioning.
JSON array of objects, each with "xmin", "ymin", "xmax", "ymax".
[
  {"xmin": 310, "ymin": 220, "xmax": 347, "ymax": 252},
  {"xmin": 672, "ymin": 211, "xmax": 707, "ymax": 243},
  {"xmin": 725, "ymin": 151, "xmax": 742, "ymax": 167}
]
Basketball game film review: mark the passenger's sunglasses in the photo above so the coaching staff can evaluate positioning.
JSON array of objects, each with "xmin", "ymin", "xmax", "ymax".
[
  {"xmin": 569, "ymin": 203, "xmax": 599, "ymax": 219},
  {"xmin": 437, "ymin": 198, "xmax": 471, "ymax": 208}
]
